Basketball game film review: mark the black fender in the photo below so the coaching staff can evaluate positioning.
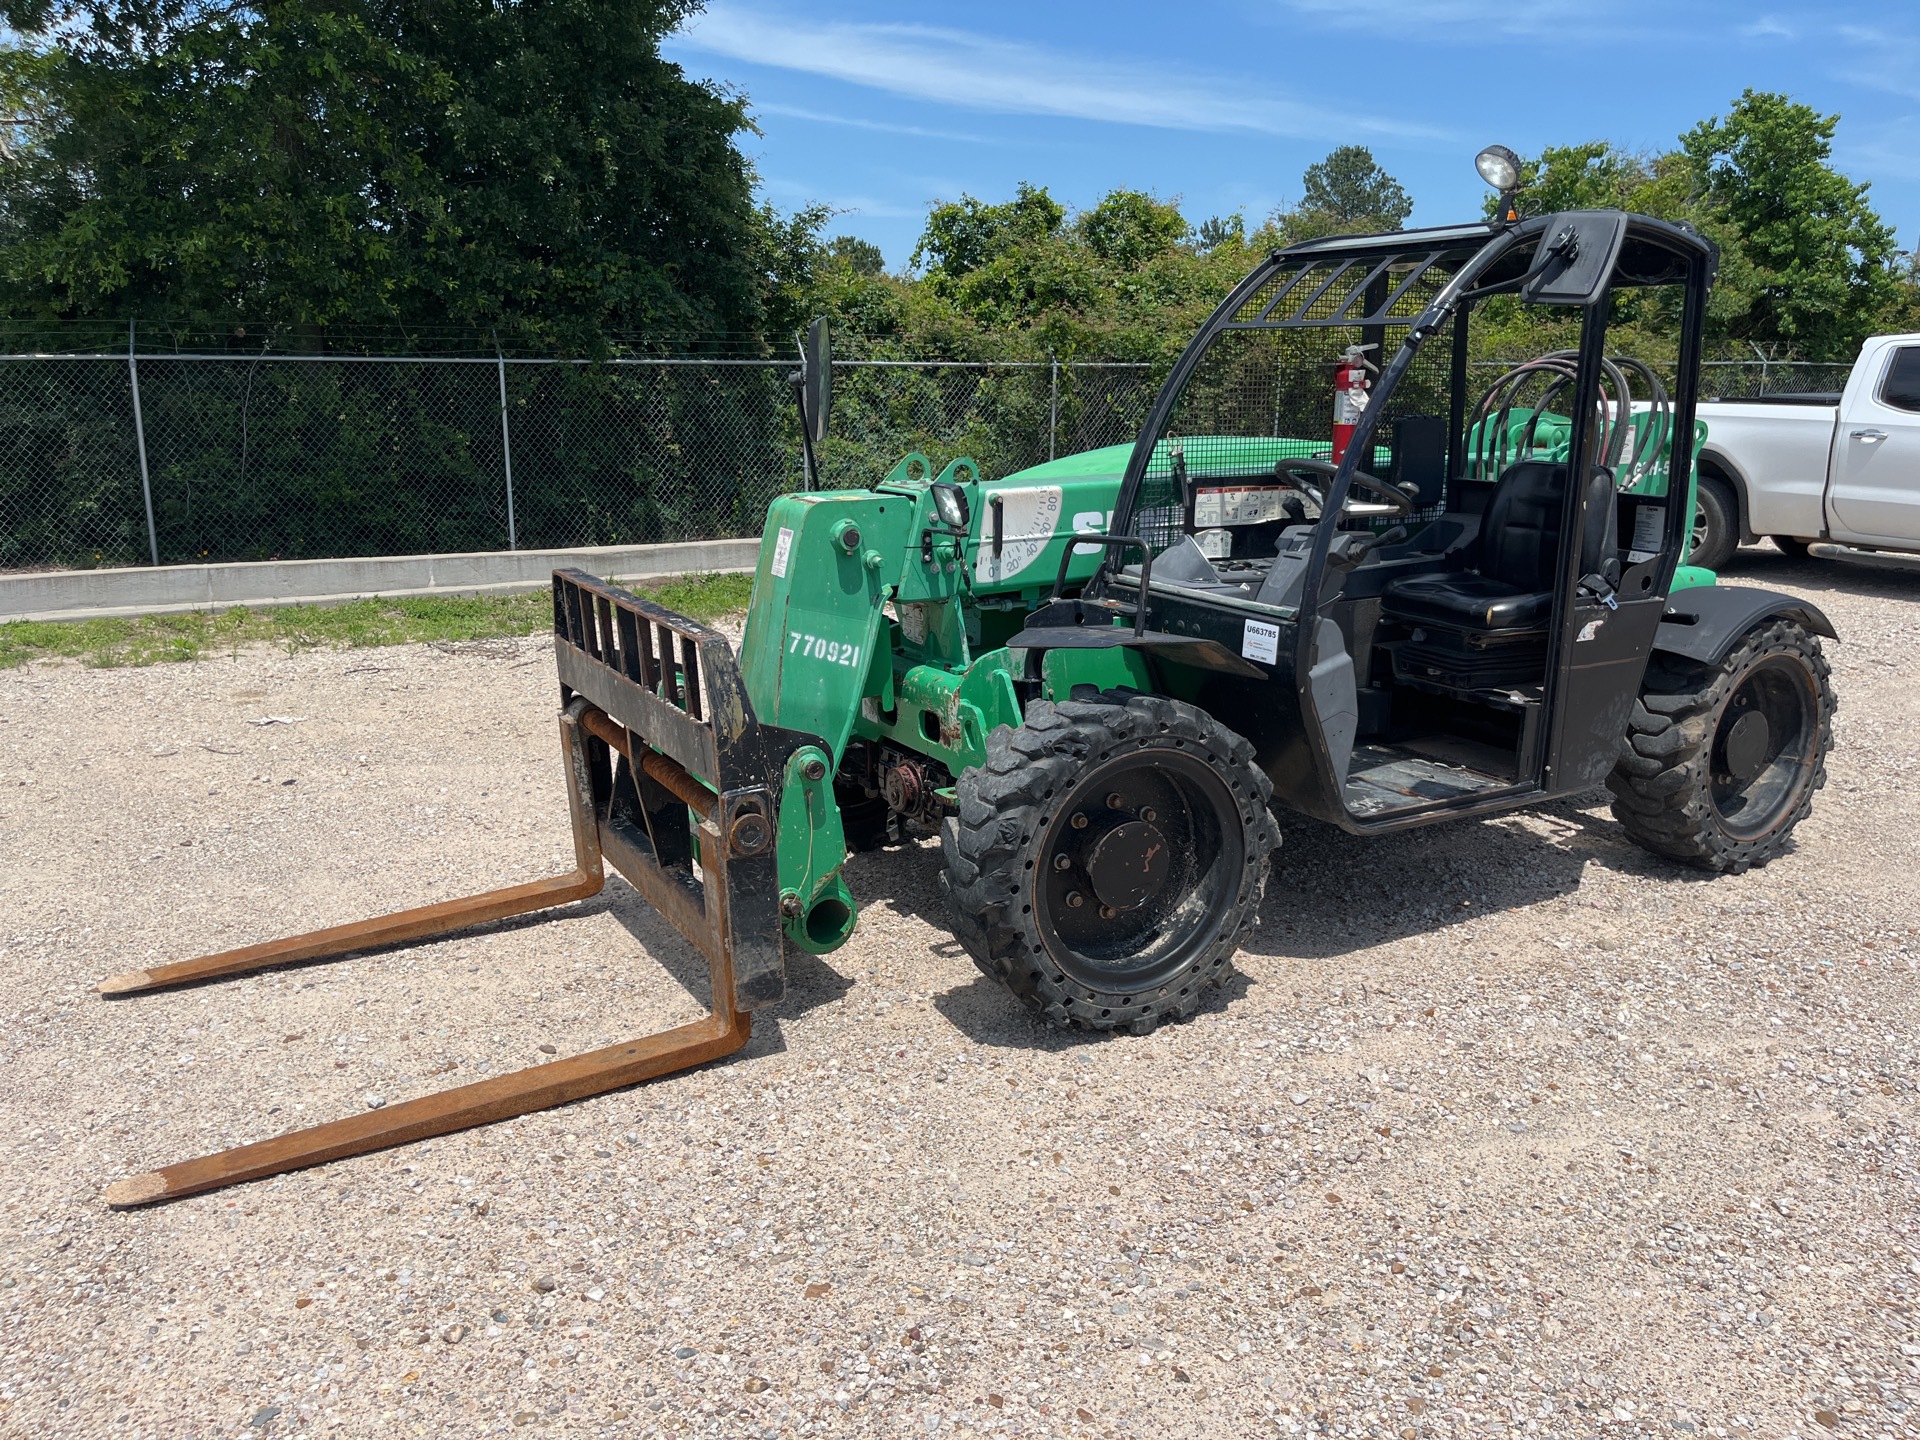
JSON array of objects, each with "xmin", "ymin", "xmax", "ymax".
[
  {"xmin": 1653, "ymin": 584, "xmax": 1837, "ymax": 667},
  {"xmin": 1006, "ymin": 622, "xmax": 1268, "ymax": 679}
]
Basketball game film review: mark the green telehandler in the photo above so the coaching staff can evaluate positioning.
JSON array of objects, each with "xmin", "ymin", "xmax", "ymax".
[{"xmin": 100, "ymin": 170, "xmax": 1836, "ymax": 1207}]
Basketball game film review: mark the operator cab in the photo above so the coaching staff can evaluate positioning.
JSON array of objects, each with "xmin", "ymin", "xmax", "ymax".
[{"xmin": 1052, "ymin": 208, "xmax": 1716, "ymax": 832}]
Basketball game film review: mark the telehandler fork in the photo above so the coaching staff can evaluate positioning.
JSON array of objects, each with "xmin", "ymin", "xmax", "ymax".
[{"xmin": 98, "ymin": 571, "xmax": 824, "ymax": 1207}]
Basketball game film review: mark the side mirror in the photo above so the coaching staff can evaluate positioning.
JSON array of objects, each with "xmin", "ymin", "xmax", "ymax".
[
  {"xmin": 929, "ymin": 480, "xmax": 971, "ymax": 532},
  {"xmin": 1520, "ymin": 212, "xmax": 1628, "ymax": 307},
  {"xmin": 802, "ymin": 315, "xmax": 832, "ymax": 447}
]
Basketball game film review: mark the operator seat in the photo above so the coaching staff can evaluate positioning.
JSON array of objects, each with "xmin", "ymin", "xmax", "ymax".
[{"xmin": 1380, "ymin": 461, "xmax": 1614, "ymax": 636}]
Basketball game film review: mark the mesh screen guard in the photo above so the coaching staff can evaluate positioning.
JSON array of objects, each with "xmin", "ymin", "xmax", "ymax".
[{"xmin": 1116, "ymin": 246, "xmax": 1473, "ymax": 553}]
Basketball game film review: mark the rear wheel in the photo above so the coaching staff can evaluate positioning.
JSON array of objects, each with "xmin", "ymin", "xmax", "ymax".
[
  {"xmin": 1607, "ymin": 618, "xmax": 1833, "ymax": 873},
  {"xmin": 942, "ymin": 691, "xmax": 1279, "ymax": 1034},
  {"xmin": 1689, "ymin": 473, "xmax": 1738, "ymax": 571}
]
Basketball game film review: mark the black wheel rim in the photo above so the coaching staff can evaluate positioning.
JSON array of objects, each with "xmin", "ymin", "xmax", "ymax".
[
  {"xmin": 1034, "ymin": 748, "xmax": 1245, "ymax": 994},
  {"xmin": 1709, "ymin": 656, "xmax": 1818, "ymax": 840}
]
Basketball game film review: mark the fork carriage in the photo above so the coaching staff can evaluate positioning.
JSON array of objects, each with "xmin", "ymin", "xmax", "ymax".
[{"xmin": 100, "ymin": 571, "xmax": 818, "ymax": 1207}]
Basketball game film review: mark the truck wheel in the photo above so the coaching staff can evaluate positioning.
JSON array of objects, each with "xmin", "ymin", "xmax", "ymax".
[
  {"xmin": 1769, "ymin": 536, "xmax": 1812, "ymax": 560},
  {"xmin": 1607, "ymin": 618, "xmax": 1834, "ymax": 874},
  {"xmin": 1688, "ymin": 474, "xmax": 1738, "ymax": 571},
  {"xmin": 942, "ymin": 691, "xmax": 1279, "ymax": 1034}
]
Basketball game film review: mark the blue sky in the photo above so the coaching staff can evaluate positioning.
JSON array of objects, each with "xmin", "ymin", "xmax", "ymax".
[{"xmin": 661, "ymin": 2, "xmax": 1920, "ymax": 269}]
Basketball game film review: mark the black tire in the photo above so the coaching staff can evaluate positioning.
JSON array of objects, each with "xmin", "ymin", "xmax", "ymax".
[
  {"xmin": 1769, "ymin": 535, "xmax": 1812, "ymax": 560},
  {"xmin": 941, "ymin": 690, "xmax": 1279, "ymax": 1034},
  {"xmin": 1689, "ymin": 473, "xmax": 1739, "ymax": 571},
  {"xmin": 1607, "ymin": 618, "xmax": 1834, "ymax": 874}
]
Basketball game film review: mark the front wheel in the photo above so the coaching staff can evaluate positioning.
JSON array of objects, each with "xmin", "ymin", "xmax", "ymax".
[
  {"xmin": 1769, "ymin": 535, "xmax": 1812, "ymax": 560},
  {"xmin": 942, "ymin": 691, "xmax": 1279, "ymax": 1034},
  {"xmin": 1607, "ymin": 618, "xmax": 1834, "ymax": 873}
]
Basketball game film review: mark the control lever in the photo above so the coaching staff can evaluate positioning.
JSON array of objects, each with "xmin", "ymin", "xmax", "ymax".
[
  {"xmin": 1322, "ymin": 526, "xmax": 1408, "ymax": 582},
  {"xmin": 1347, "ymin": 524, "xmax": 1410, "ymax": 562}
]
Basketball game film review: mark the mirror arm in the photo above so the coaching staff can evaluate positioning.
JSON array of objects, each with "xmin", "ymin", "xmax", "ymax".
[{"xmin": 790, "ymin": 368, "xmax": 819, "ymax": 492}]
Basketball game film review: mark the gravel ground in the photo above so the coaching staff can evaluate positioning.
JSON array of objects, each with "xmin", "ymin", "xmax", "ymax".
[{"xmin": 2, "ymin": 546, "xmax": 1917, "ymax": 1440}]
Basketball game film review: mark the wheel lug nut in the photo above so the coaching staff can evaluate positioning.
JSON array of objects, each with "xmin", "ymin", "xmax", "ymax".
[
  {"xmin": 1053, "ymin": 854, "xmax": 1073, "ymax": 871},
  {"xmin": 1070, "ymin": 813, "xmax": 1089, "ymax": 830},
  {"xmin": 1140, "ymin": 807, "xmax": 1157, "ymax": 823},
  {"xmin": 1105, "ymin": 792, "xmax": 1124, "ymax": 810},
  {"xmin": 1099, "ymin": 905, "xmax": 1118, "ymax": 920},
  {"xmin": 1066, "ymin": 891, "xmax": 1085, "ymax": 908}
]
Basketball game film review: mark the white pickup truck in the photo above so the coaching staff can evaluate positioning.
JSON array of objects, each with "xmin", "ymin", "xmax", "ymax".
[{"xmin": 1690, "ymin": 332, "xmax": 1920, "ymax": 569}]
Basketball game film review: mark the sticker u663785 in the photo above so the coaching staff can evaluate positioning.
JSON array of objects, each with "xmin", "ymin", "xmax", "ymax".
[{"xmin": 1242, "ymin": 619, "xmax": 1280, "ymax": 665}]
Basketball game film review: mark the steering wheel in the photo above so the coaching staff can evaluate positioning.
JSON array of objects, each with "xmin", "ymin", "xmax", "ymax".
[{"xmin": 1276, "ymin": 458, "xmax": 1418, "ymax": 518}]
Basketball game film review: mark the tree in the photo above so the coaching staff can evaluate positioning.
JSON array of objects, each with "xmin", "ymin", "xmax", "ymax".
[
  {"xmin": 1682, "ymin": 90, "xmax": 1899, "ymax": 359},
  {"xmin": 1495, "ymin": 142, "xmax": 1689, "ymax": 218},
  {"xmin": 1076, "ymin": 190, "xmax": 1188, "ymax": 269},
  {"xmin": 1291, "ymin": 145, "xmax": 1412, "ymax": 237},
  {"xmin": 1883, "ymin": 248, "xmax": 1920, "ymax": 336},
  {"xmin": 0, "ymin": 0, "xmax": 776, "ymax": 351},
  {"xmin": 827, "ymin": 236, "xmax": 886, "ymax": 277},
  {"xmin": 912, "ymin": 183, "xmax": 1066, "ymax": 286},
  {"xmin": 1196, "ymin": 213, "xmax": 1244, "ymax": 253}
]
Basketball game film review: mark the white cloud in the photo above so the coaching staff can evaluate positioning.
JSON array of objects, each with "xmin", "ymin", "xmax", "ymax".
[
  {"xmin": 1835, "ymin": 24, "xmax": 1920, "ymax": 102},
  {"xmin": 756, "ymin": 177, "xmax": 927, "ymax": 221},
  {"xmin": 1833, "ymin": 116, "xmax": 1920, "ymax": 198},
  {"xmin": 752, "ymin": 102, "xmax": 1000, "ymax": 146},
  {"xmin": 1739, "ymin": 15, "xmax": 1796, "ymax": 39},
  {"xmin": 669, "ymin": 6, "xmax": 1445, "ymax": 143},
  {"xmin": 1275, "ymin": 0, "xmax": 1627, "ymax": 39}
]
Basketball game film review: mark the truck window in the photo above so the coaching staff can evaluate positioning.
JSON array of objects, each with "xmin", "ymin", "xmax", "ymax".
[{"xmin": 1881, "ymin": 346, "xmax": 1920, "ymax": 413}]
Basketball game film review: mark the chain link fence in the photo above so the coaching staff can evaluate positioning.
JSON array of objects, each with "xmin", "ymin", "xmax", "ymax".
[
  {"xmin": 0, "ymin": 353, "xmax": 1158, "ymax": 573},
  {"xmin": 1468, "ymin": 358, "xmax": 1857, "ymax": 397},
  {"xmin": 0, "ymin": 344, "xmax": 1860, "ymax": 574},
  {"xmin": 1696, "ymin": 359, "xmax": 1855, "ymax": 398}
]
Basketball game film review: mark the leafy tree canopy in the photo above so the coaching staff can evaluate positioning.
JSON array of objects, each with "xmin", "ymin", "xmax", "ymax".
[
  {"xmin": 0, "ymin": 0, "xmax": 779, "ymax": 352},
  {"xmin": 1077, "ymin": 189, "xmax": 1189, "ymax": 269},
  {"xmin": 1682, "ymin": 89, "xmax": 1900, "ymax": 358},
  {"xmin": 912, "ymin": 183, "xmax": 1067, "ymax": 287},
  {"xmin": 1490, "ymin": 95, "xmax": 1909, "ymax": 360}
]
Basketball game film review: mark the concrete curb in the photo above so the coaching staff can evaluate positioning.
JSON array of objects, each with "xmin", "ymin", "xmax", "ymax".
[{"xmin": 0, "ymin": 539, "xmax": 761, "ymax": 623}]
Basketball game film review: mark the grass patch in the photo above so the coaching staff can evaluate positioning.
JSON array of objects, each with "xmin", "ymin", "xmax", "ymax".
[
  {"xmin": 0, "ymin": 570, "xmax": 757, "ymax": 670},
  {"xmin": 644, "ymin": 570, "xmax": 756, "ymax": 624}
]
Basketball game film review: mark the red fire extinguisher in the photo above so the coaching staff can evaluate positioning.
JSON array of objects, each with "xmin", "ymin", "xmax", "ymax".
[{"xmin": 1331, "ymin": 343, "xmax": 1377, "ymax": 465}]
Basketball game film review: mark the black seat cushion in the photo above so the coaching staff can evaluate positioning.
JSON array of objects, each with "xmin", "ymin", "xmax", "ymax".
[
  {"xmin": 1381, "ymin": 461, "xmax": 1614, "ymax": 635},
  {"xmin": 1379, "ymin": 571, "xmax": 1552, "ymax": 630}
]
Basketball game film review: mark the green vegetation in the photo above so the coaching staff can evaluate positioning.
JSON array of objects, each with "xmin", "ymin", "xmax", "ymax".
[
  {"xmin": 790, "ymin": 101, "xmax": 1918, "ymax": 368},
  {"xmin": 645, "ymin": 571, "xmax": 758, "ymax": 622},
  {"xmin": 0, "ymin": 0, "xmax": 777, "ymax": 352},
  {"xmin": 0, "ymin": 572, "xmax": 755, "ymax": 670},
  {"xmin": 1481, "ymin": 91, "xmax": 1904, "ymax": 361},
  {"xmin": 0, "ymin": 0, "xmax": 1909, "ymax": 372},
  {"xmin": 0, "ymin": 0, "xmax": 1913, "ymax": 574}
]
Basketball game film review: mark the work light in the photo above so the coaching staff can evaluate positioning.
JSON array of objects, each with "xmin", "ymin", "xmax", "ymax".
[
  {"xmin": 931, "ymin": 481, "xmax": 971, "ymax": 531},
  {"xmin": 1475, "ymin": 145, "xmax": 1521, "ymax": 192}
]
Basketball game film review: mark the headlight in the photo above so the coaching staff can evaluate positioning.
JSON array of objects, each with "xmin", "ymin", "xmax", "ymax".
[{"xmin": 1475, "ymin": 144, "xmax": 1521, "ymax": 193}]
